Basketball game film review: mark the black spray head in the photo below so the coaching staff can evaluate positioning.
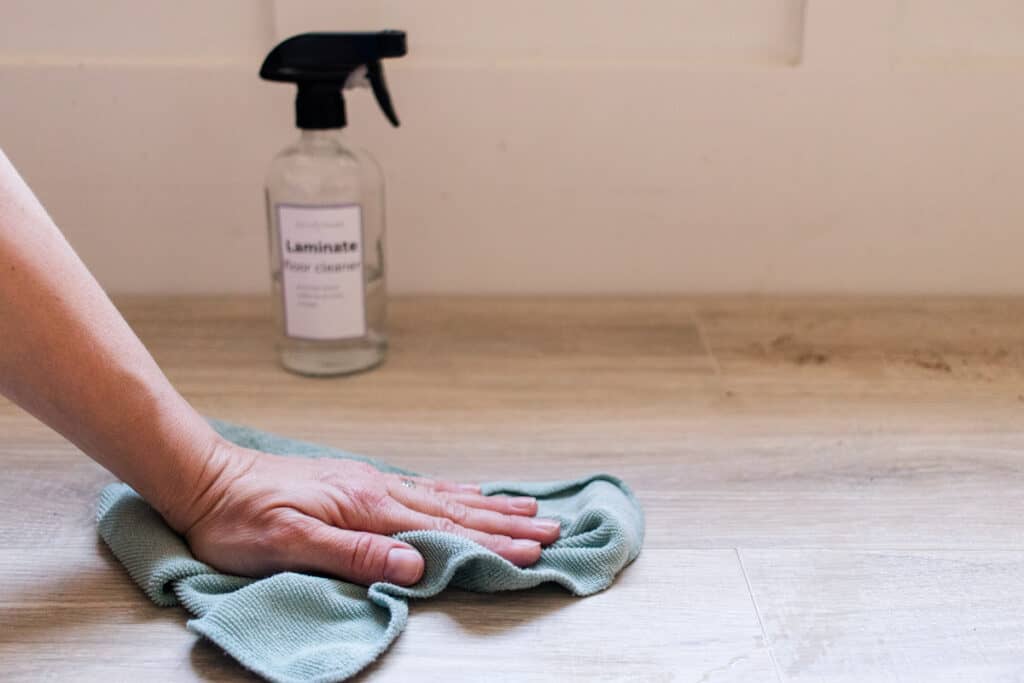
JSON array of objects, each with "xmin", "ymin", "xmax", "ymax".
[{"xmin": 260, "ymin": 31, "xmax": 407, "ymax": 129}]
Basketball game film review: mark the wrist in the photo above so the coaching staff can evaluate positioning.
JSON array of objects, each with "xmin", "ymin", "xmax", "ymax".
[
  {"xmin": 145, "ymin": 428, "xmax": 258, "ymax": 537},
  {"xmin": 144, "ymin": 430, "xmax": 230, "ymax": 535},
  {"xmin": 98, "ymin": 386, "xmax": 241, "ymax": 535}
]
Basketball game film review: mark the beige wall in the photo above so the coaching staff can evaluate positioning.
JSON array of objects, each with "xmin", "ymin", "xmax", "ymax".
[{"xmin": 2, "ymin": 1, "xmax": 1023, "ymax": 294}]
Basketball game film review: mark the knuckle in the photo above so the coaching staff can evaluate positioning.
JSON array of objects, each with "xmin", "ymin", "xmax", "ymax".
[
  {"xmin": 316, "ymin": 470, "xmax": 346, "ymax": 487},
  {"xmin": 348, "ymin": 485, "xmax": 391, "ymax": 516},
  {"xmin": 440, "ymin": 499, "xmax": 469, "ymax": 525},
  {"xmin": 261, "ymin": 511, "xmax": 314, "ymax": 557},
  {"xmin": 432, "ymin": 516, "xmax": 461, "ymax": 534},
  {"xmin": 488, "ymin": 534, "xmax": 514, "ymax": 551},
  {"xmin": 346, "ymin": 533, "xmax": 384, "ymax": 578},
  {"xmin": 270, "ymin": 512, "xmax": 313, "ymax": 541},
  {"xmin": 507, "ymin": 515, "xmax": 532, "ymax": 535}
]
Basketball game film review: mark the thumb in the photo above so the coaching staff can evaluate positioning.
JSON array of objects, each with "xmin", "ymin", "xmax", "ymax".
[{"xmin": 298, "ymin": 521, "xmax": 425, "ymax": 586}]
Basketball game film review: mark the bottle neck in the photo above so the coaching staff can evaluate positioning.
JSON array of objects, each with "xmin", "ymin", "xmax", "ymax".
[
  {"xmin": 297, "ymin": 129, "xmax": 348, "ymax": 149},
  {"xmin": 300, "ymin": 129, "xmax": 342, "ymax": 142}
]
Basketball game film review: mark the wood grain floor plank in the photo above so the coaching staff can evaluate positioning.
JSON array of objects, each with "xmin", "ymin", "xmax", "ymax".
[
  {"xmin": 740, "ymin": 549, "xmax": 1024, "ymax": 683},
  {"xmin": 353, "ymin": 550, "xmax": 776, "ymax": 683},
  {"xmin": 2, "ymin": 296, "xmax": 1023, "ymax": 680}
]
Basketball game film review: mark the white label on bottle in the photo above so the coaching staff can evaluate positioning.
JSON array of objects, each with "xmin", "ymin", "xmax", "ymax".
[{"xmin": 277, "ymin": 203, "xmax": 366, "ymax": 340}]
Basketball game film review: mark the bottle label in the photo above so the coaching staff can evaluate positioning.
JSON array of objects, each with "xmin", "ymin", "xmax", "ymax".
[{"xmin": 276, "ymin": 203, "xmax": 366, "ymax": 340}]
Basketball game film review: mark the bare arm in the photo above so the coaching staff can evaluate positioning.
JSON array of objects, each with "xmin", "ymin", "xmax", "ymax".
[
  {"xmin": 0, "ymin": 150, "xmax": 221, "ymax": 529},
  {"xmin": 0, "ymin": 149, "xmax": 558, "ymax": 586}
]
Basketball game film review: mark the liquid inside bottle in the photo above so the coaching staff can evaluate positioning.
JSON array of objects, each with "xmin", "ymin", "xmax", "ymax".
[{"xmin": 265, "ymin": 130, "xmax": 387, "ymax": 376}]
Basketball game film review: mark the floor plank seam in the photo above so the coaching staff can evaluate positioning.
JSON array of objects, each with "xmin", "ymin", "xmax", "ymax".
[{"xmin": 735, "ymin": 547, "xmax": 784, "ymax": 683}]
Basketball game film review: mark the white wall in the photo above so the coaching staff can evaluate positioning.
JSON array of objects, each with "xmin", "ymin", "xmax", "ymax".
[{"xmin": 2, "ymin": 1, "xmax": 1023, "ymax": 295}]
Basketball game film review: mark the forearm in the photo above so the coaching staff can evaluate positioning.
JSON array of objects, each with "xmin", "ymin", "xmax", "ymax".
[{"xmin": 0, "ymin": 149, "xmax": 222, "ymax": 530}]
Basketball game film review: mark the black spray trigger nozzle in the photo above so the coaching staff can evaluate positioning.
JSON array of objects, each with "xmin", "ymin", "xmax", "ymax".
[
  {"xmin": 367, "ymin": 61, "xmax": 399, "ymax": 127},
  {"xmin": 260, "ymin": 31, "xmax": 406, "ymax": 130}
]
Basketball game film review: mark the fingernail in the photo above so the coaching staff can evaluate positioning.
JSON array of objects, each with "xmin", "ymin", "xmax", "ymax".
[
  {"xmin": 532, "ymin": 518, "xmax": 561, "ymax": 535},
  {"xmin": 458, "ymin": 484, "xmax": 481, "ymax": 493},
  {"xmin": 512, "ymin": 539, "xmax": 541, "ymax": 549},
  {"xmin": 510, "ymin": 497, "xmax": 537, "ymax": 514},
  {"xmin": 384, "ymin": 548, "xmax": 423, "ymax": 585}
]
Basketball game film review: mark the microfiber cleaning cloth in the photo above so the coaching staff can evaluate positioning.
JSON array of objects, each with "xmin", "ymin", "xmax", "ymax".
[{"xmin": 96, "ymin": 420, "xmax": 645, "ymax": 683}]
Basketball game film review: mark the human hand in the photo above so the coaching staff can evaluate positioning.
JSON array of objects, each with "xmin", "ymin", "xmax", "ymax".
[{"xmin": 171, "ymin": 443, "xmax": 560, "ymax": 586}]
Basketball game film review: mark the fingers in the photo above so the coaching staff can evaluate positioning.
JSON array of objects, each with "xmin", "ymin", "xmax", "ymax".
[
  {"xmin": 386, "ymin": 504, "xmax": 545, "ymax": 567},
  {"xmin": 447, "ymin": 491, "xmax": 539, "ymax": 517},
  {"xmin": 303, "ymin": 468, "xmax": 552, "ymax": 571},
  {"xmin": 287, "ymin": 518, "xmax": 425, "ymax": 586},
  {"xmin": 388, "ymin": 475, "xmax": 537, "ymax": 516},
  {"xmin": 402, "ymin": 488, "xmax": 559, "ymax": 546},
  {"xmin": 397, "ymin": 475, "xmax": 480, "ymax": 494}
]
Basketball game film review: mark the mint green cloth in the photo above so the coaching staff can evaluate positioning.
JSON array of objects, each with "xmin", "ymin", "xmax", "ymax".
[{"xmin": 96, "ymin": 421, "xmax": 645, "ymax": 683}]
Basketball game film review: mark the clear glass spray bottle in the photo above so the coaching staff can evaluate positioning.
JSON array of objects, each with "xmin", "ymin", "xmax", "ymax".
[{"xmin": 260, "ymin": 32, "xmax": 406, "ymax": 376}]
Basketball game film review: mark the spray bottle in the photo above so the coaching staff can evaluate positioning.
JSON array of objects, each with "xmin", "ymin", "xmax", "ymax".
[{"xmin": 259, "ymin": 31, "xmax": 406, "ymax": 376}]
